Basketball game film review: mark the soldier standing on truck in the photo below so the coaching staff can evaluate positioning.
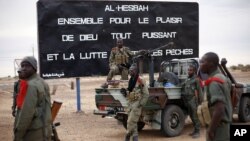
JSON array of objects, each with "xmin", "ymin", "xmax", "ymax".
[
  {"xmin": 122, "ymin": 63, "xmax": 149, "ymax": 141},
  {"xmin": 182, "ymin": 65, "xmax": 202, "ymax": 138},
  {"xmin": 200, "ymin": 52, "xmax": 232, "ymax": 141}
]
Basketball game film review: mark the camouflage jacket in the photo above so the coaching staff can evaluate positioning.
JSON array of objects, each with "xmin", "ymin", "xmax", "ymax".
[
  {"xmin": 109, "ymin": 46, "xmax": 133, "ymax": 67},
  {"xmin": 14, "ymin": 74, "xmax": 52, "ymax": 140}
]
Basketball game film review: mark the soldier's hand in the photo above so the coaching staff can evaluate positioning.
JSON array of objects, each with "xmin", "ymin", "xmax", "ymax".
[
  {"xmin": 117, "ymin": 64, "xmax": 123, "ymax": 71},
  {"xmin": 11, "ymin": 106, "xmax": 16, "ymax": 117},
  {"xmin": 120, "ymin": 88, "xmax": 127, "ymax": 97},
  {"xmin": 12, "ymin": 110, "xmax": 16, "ymax": 117},
  {"xmin": 208, "ymin": 128, "xmax": 215, "ymax": 140}
]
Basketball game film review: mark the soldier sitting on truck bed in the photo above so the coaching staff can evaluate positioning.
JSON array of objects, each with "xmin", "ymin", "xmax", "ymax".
[{"xmin": 101, "ymin": 38, "xmax": 147, "ymax": 88}]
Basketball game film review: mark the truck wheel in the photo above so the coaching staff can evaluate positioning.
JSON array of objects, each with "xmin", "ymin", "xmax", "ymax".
[
  {"xmin": 122, "ymin": 117, "xmax": 145, "ymax": 131},
  {"xmin": 161, "ymin": 105, "xmax": 185, "ymax": 137},
  {"xmin": 238, "ymin": 96, "xmax": 250, "ymax": 122}
]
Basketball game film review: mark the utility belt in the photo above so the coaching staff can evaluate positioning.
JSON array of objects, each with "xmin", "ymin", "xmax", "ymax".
[{"xmin": 127, "ymin": 92, "xmax": 141, "ymax": 102}]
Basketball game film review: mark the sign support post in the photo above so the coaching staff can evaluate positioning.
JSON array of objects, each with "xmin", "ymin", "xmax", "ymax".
[{"xmin": 76, "ymin": 77, "xmax": 82, "ymax": 112}]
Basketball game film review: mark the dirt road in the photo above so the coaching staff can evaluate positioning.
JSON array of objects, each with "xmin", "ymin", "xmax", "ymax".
[{"xmin": 1, "ymin": 71, "xmax": 249, "ymax": 141}]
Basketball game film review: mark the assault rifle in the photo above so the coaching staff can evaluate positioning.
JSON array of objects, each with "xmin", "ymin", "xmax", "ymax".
[
  {"xmin": 51, "ymin": 100, "xmax": 63, "ymax": 141},
  {"xmin": 132, "ymin": 42, "xmax": 175, "ymax": 87},
  {"xmin": 132, "ymin": 42, "xmax": 175, "ymax": 63}
]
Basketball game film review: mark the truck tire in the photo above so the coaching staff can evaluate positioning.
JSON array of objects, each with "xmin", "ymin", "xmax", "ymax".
[
  {"xmin": 238, "ymin": 96, "xmax": 250, "ymax": 122},
  {"xmin": 122, "ymin": 117, "xmax": 145, "ymax": 131},
  {"xmin": 161, "ymin": 105, "xmax": 185, "ymax": 137}
]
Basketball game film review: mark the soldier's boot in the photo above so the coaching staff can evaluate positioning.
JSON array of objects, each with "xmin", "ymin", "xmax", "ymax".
[
  {"xmin": 100, "ymin": 82, "xmax": 108, "ymax": 89},
  {"xmin": 124, "ymin": 134, "xmax": 130, "ymax": 141},
  {"xmin": 133, "ymin": 136, "xmax": 138, "ymax": 141},
  {"xmin": 188, "ymin": 130, "xmax": 195, "ymax": 136},
  {"xmin": 192, "ymin": 131, "xmax": 200, "ymax": 139}
]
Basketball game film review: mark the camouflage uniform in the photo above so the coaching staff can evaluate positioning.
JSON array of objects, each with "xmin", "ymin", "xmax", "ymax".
[
  {"xmin": 126, "ymin": 76, "xmax": 149, "ymax": 140},
  {"xmin": 183, "ymin": 74, "xmax": 202, "ymax": 135},
  {"xmin": 206, "ymin": 69, "xmax": 232, "ymax": 141},
  {"xmin": 107, "ymin": 46, "xmax": 133, "ymax": 80},
  {"xmin": 14, "ymin": 74, "xmax": 52, "ymax": 141}
]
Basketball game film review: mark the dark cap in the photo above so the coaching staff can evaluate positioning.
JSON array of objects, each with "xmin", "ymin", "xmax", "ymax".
[{"xmin": 21, "ymin": 56, "xmax": 37, "ymax": 71}]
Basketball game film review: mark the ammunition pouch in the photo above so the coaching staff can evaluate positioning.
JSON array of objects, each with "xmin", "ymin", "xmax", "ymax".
[
  {"xmin": 197, "ymin": 85, "xmax": 211, "ymax": 127},
  {"xmin": 115, "ymin": 54, "xmax": 128, "ymax": 65},
  {"xmin": 197, "ymin": 101, "xmax": 211, "ymax": 127},
  {"xmin": 128, "ymin": 92, "xmax": 141, "ymax": 102}
]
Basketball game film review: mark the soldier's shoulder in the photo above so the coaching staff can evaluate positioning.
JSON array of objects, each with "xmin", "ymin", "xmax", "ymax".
[
  {"xmin": 137, "ymin": 76, "xmax": 146, "ymax": 85},
  {"xmin": 212, "ymin": 73, "xmax": 227, "ymax": 84}
]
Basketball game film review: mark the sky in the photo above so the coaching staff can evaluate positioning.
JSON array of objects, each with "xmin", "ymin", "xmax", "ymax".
[{"xmin": 0, "ymin": 0, "xmax": 249, "ymax": 77}]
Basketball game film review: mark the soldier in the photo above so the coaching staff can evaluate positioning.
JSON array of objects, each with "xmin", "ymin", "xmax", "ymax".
[
  {"xmin": 122, "ymin": 63, "xmax": 149, "ymax": 141},
  {"xmin": 14, "ymin": 56, "xmax": 52, "ymax": 141},
  {"xmin": 102, "ymin": 39, "xmax": 147, "ymax": 88},
  {"xmin": 107, "ymin": 38, "xmax": 133, "ymax": 81},
  {"xmin": 182, "ymin": 65, "xmax": 202, "ymax": 138},
  {"xmin": 200, "ymin": 52, "xmax": 232, "ymax": 141}
]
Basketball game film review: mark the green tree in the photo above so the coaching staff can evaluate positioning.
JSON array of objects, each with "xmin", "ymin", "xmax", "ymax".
[
  {"xmin": 230, "ymin": 65, "xmax": 237, "ymax": 71},
  {"xmin": 245, "ymin": 64, "xmax": 250, "ymax": 71}
]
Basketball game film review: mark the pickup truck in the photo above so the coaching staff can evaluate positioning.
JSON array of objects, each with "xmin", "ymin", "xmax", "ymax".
[{"xmin": 94, "ymin": 58, "xmax": 250, "ymax": 137}]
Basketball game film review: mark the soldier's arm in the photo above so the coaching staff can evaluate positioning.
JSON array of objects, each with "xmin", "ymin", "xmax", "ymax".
[
  {"xmin": 195, "ymin": 78, "xmax": 203, "ymax": 101},
  {"xmin": 208, "ymin": 101, "xmax": 225, "ymax": 140},
  {"xmin": 109, "ymin": 49, "xmax": 116, "ymax": 67},
  {"xmin": 12, "ymin": 81, "xmax": 18, "ymax": 111},
  {"xmin": 15, "ymin": 84, "xmax": 38, "ymax": 139},
  {"xmin": 125, "ymin": 47, "xmax": 134, "ymax": 57},
  {"xmin": 207, "ymin": 82, "xmax": 227, "ymax": 139}
]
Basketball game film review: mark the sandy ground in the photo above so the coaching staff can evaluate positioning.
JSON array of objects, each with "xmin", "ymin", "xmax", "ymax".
[{"xmin": 0, "ymin": 71, "xmax": 250, "ymax": 141}]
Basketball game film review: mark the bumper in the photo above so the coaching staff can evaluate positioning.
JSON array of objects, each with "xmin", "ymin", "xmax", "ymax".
[{"xmin": 93, "ymin": 109, "xmax": 109, "ymax": 116}]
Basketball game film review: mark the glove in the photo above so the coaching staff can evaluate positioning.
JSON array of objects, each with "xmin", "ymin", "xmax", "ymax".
[{"xmin": 120, "ymin": 88, "xmax": 127, "ymax": 97}]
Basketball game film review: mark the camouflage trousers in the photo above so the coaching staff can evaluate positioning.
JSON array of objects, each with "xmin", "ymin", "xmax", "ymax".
[
  {"xmin": 126, "ymin": 101, "xmax": 142, "ymax": 137},
  {"xmin": 107, "ymin": 65, "xmax": 128, "ymax": 81},
  {"xmin": 183, "ymin": 95, "xmax": 200, "ymax": 132},
  {"xmin": 206, "ymin": 123, "xmax": 230, "ymax": 141}
]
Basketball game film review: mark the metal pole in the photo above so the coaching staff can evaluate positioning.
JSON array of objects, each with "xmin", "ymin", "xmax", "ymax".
[
  {"xmin": 138, "ymin": 58, "xmax": 143, "ymax": 75},
  {"xmin": 149, "ymin": 56, "xmax": 154, "ymax": 87},
  {"xmin": 76, "ymin": 77, "xmax": 81, "ymax": 112}
]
